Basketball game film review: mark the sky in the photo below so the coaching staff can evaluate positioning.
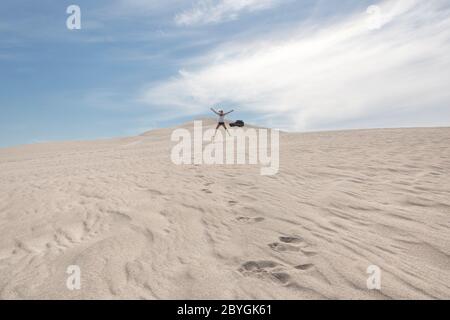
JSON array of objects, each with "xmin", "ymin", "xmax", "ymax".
[{"xmin": 1, "ymin": 0, "xmax": 449, "ymax": 147}]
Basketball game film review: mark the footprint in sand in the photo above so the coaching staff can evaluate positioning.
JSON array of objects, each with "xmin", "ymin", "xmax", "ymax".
[
  {"xmin": 238, "ymin": 260, "xmax": 292, "ymax": 285},
  {"xmin": 201, "ymin": 188, "xmax": 212, "ymax": 194},
  {"xmin": 236, "ymin": 216, "xmax": 265, "ymax": 224},
  {"xmin": 268, "ymin": 242, "xmax": 300, "ymax": 252},
  {"xmin": 268, "ymin": 236, "xmax": 304, "ymax": 253},
  {"xmin": 241, "ymin": 260, "xmax": 278, "ymax": 270},
  {"xmin": 276, "ymin": 236, "xmax": 318, "ymax": 256},
  {"xmin": 279, "ymin": 236, "xmax": 303, "ymax": 244},
  {"xmin": 295, "ymin": 263, "xmax": 314, "ymax": 271},
  {"xmin": 268, "ymin": 235, "xmax": 318, "ymax": 272}
]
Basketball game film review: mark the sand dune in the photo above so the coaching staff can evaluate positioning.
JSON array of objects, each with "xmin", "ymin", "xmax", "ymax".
[{"xmin": 0, "ymin": 121, "xmax": 449, "ymax": 299}]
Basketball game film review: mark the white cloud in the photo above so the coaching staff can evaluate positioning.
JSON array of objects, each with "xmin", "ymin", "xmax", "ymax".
[
  {"xmin": 144, "ymin": 0, "xmax": 450, "ymax": 130},
  {"xmin": 175, "ymin": 0, "xmax": 281, "ymax": 26}
]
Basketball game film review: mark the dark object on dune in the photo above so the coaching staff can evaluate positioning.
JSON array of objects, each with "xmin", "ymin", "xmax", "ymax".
[{"xmin": 230, "ymin": 120, "xmax": 245, "ymax": 127}]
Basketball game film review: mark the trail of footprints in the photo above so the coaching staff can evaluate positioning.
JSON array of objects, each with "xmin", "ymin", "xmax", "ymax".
[
  {"xmin": 194, "ymin": 170, "xmax": 319, "ymax": 287},
  {"xmin": 239, "ymin": 235, "xmax": 318, "ymax": 286},
  {"xmin": 195, "ymin": 172, "xmax": 265, "ymax": 223}
]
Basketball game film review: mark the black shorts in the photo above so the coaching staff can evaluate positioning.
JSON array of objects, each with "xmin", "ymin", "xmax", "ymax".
[{"xmin": 216, "ymin": 122, "xmax": 227, "ymax": 129}]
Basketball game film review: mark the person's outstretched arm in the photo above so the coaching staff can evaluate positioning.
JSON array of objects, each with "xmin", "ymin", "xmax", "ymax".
[
  {"xmin": 224, "ymin": 109, "xmax": 234, "ymax": 115},
  {"xmin": 210, "ymin": 108, "xmax": 219, "ymax": 115}
]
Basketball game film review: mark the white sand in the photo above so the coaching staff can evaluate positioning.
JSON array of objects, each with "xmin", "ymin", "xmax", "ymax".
[{"xmin": 0, "ymin": 121, "xmax": 449, "ymax": 299}]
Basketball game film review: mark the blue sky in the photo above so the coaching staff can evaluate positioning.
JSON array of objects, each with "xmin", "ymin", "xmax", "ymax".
[{"xmin": 1, "ymin": 0, "xmax": 449, "ymax": 147}]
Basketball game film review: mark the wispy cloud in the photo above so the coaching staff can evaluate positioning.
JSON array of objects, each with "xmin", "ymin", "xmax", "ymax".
[
  {"xmin": 175, "ymin": 0, "xmax": 282, "ymax": 26},
  {"xmin": 143, "ymin": 0, "xmax": 450, "ymax": 130}
]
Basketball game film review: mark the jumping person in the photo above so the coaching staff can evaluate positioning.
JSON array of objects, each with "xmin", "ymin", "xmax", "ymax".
[{"xmin": 211, "ymin": 108, "xmax": 234, "ymax": 137}]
